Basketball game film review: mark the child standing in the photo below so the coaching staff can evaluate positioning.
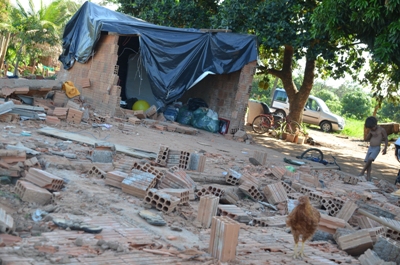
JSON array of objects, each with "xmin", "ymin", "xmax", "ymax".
[
  {"xmin": 395, "ymin": 137, "xmax": 400, "ymax": 163},
  {"xmin": 359, "ymin": 116, "xmax": 388, "ymax": 181},
  {"xmin": 394, "ymin": 137, "xmax": 400, "ymax": 185}
]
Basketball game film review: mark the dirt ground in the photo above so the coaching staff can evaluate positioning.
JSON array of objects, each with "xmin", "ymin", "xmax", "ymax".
[
  {"xmin": 0, "ymin": 118, "xmax": 398, "ymax": 264},
  {"xmin": 247, "ymin": 126, "xmax": 399, "ymax": 183}
]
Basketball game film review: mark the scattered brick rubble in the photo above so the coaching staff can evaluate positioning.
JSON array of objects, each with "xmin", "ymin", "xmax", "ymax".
[{"xmin": 0, "ymin": 92, "xmax": 399, "ymax": 264}]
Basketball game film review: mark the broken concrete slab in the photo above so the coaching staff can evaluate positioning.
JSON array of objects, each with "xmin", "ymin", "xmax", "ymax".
[
  {"xmin": 90, "ymin": 150, "xmax": 114, "ymax": 163},
  {"xmin": 0, "ymin": 101, "xmax": 15, "ymax": 115},
  {"xmin": 359, "ymin": 249, "xmax": 396, "ymax": 265},
  {"xmin": 38, "ymin": 127, "xmax": 157, "ymax": 159},
  {"xmin": 335, "ymin": 229, "xmax": 373, "ymax": 256},
  {"xmin": 138, "ymin": 210, "xmax": 166, "ymax": 226},
  {"xmin": 373, "ymin": 237, "xmax": 400, "ymax": 264},
  {"xmin": 6, "ymin": 142, "xmax": 41, "ymax": 155},
  {"xmin": 52, "ymin": 218, "xmax": 102, "ymax": 234}
]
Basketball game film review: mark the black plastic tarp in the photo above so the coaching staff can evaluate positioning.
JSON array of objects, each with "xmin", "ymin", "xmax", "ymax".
[{"xmin": 60, "ymin": 1, "xmax": 258, "ymax": 104}]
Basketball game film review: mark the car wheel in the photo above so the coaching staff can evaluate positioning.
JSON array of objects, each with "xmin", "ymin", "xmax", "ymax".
[
  {"xmin": 274, "ymin": 110, "xmax": 286, "ymax": 118},
  {"xmin": 320, "ymin": 121, "xmax": 332, "ymax": 132}
]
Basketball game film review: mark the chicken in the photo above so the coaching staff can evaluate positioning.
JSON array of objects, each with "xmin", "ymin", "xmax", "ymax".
[{"xmin": 286, "ymin": 195, "xmax": 321, "ymax": 259}]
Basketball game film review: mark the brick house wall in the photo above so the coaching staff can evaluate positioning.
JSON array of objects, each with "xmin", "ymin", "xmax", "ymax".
[
  {"xmin": 56, "ymin": 33, "xmax": 257, "ymax": 133},
  {"xmin": 56, "ymin": 34, "xmax": 121, "ymax": 117},
  {"xmin": 178, "ymin": 61, "xmax": 257, "ymax": 134}
]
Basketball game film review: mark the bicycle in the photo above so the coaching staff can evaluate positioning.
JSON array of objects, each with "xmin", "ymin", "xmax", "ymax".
[
  {"xmin": 252, "ymin": 113, "xmax": 302, "ymax": 135},
  {"xmin": 296, "ymin": 148, "xmax": 341, "ymax": 170}
]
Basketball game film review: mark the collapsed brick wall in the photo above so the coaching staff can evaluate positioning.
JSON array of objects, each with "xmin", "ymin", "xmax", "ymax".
[
  {"xmin": 56, "ymin": 34, "xmax": 121, "ymax": 117},
  {"xmin": 179, "ymin": 61, "xmax": 257, "ymax": 134}
]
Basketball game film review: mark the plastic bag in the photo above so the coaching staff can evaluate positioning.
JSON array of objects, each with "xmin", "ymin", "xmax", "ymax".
[
  {"xmin": 285, "ymin": 165, "xmax": 296, "ymax": 172},
  {"xmin": 187, "ymin": 98, "xmax": 208, "ymax": 111},
  {"xmin": 176, "ymin": 106, "xmax": 194, "ymax": 125},
  {"xmin": 206, "ymin": 109, "xmax": 218, "ymax": 119},
  {"xmin": 191, "ymin": 107, "xmax": 220, "ymax": 133},
  {"xmin": 32, "ymin": 209, "xmax": 48, "ymax": 222},
  {"xmin": 287, "ymin": 199, "xmax": 297, "ymax": 214},
  {"xmin": 163, "ymin": 105, "xmax": 179, "ymax": 121}
]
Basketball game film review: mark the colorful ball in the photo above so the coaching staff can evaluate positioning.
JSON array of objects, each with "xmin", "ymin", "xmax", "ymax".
[{"xmin": 132, "ymin": 100, "xmax": 150, "ymax": 111}]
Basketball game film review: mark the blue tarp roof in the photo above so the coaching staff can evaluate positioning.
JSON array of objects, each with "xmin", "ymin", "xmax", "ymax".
[{"xmin": 59, "ymin": 1, "xmax": 258, "ymax": 104}]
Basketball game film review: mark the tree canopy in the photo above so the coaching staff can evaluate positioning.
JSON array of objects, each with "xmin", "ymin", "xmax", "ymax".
[
  {"xmin": 312, "ymin": 0, "xmax": 400, "ymax": 105},
  {"xmin": 213, "ymin": 0, "xmax": 367, "ymax": 123},
  {"xmin": 341, "ymin": 90, "xmax": 372, "ymax": 120},
  {"xmin": 103, "ymin": 0, "xmax": 218, "ymax": 29}
]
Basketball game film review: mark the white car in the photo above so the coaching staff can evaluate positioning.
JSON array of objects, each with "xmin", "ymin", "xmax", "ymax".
[{"xmin": 271, "ymin": 88, "xmax": 345, "ymax": 132}]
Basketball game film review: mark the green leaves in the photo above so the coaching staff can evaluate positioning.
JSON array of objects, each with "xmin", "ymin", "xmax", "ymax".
[
  {"xmin": 313, "ymin": 0, "xmax": 400, "ymax": 87},
  {"xmin": 114, "ymin": 0, "xmax": 218, "ymax": 29},
  {"xmin": 342, "ymin": 90, "xmax": 372, "ymax": 120}
]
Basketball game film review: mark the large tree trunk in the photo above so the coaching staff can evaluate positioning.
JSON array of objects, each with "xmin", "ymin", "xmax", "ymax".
[
  {"xmin": 292, "ymin": 58, "xmax": 316, "ymax": 122},
  {"xmin": 267, "ymin": 45, "xmax": 316, "ymax": 124}
]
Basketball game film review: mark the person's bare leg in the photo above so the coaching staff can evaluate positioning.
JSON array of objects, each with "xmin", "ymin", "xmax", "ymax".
[
  {"xmin": 366, "ymin": 161, "xmax": 372, "ymax": 181},
  {"xmin": 359, "ymin": 160, "xmax": 372, "ymax": 176}
]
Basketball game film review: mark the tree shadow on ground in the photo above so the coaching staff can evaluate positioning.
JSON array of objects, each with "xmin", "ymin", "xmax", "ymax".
[{"xmin": 246, "ymin": 126, "xmax": 398, "ymax": 184}]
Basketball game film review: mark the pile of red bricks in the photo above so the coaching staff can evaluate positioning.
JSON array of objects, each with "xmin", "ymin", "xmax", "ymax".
[
  {"xmin": 104, "ymin": 170, "xmax": 128, "ymax": 188},
  {"xmin": 208, "ymin": 216, "xmax": 241, "ymax": 262},
  {"xmin": 158, "ymin": 188, "xmax": 190, "ymax": 205},
  {"xmin": 144, "ymin": 188, "xmax": 180, "ymax": 213},
  {"xmin": 88, "ymin": 165, "xmax": 107, "ymax": 178},
  {"xmin": 155, "ymin": 145, "xmax": 206, "ymax": 171},
  {"xmin": 158, "ymin": 167, "xmax": 196, "ymax": 190},
  {"xmin": 196, "ymin": 195, "xmax": 220, "ymax": 228},
  {"xmin": 39, "ymin": 92, "xmax": 85, "ymax": 125},
  {"xmin": 121, "ymin": 169, "xmax": 157, "ymax": 198},
  {"xmin": 14, "ymin": 180, "xmax": 52, "ymax": 205},
  {"xmin": 217, "ymin": 204, "xmax": 252, "ymax": 223},
  {"xmin": 196, "ymin": 185, "xmax": 225, "ymax": 198},
  {"xmin": 0, "ymin": 146, "xmax": 64, "ymax": 205},
  {"xmin": 225, "ymin": 169, "xmax": 241, "ymax": 185},
  {"xmin": 25, "ymin": 168, "xmax": 64, "ymax": 191}
]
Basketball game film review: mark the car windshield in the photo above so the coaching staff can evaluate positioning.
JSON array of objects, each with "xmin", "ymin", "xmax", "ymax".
[{"xmin": 314, "ymin": 97, "xmax": 331, "ymax": 113}]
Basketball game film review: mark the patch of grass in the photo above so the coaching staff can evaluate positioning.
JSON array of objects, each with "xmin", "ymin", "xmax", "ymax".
[
  {"xmin": 339, "ymin": 118, "xmax": 364, "ymax": 138},
  {"xmin": 388, "ymin": 133, "xmax": 400, "ymax": 141}
]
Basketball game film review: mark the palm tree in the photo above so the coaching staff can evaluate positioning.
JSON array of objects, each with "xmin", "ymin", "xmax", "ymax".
[{"xmin": 8, "ymin": 0, "xmax": 79, "ymax": 76}]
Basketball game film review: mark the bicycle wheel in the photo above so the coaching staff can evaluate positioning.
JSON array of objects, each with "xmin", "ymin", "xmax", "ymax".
[
  {"xmin": 300, "ymin": 148, "xmax": 324, "ymax": 161},
  {"xmin": 252, "ymin": 115, "xmax": 271, "ymax": 134},
  {"xmin": 286, "ymin": 120, "xmax": 302, "ymax": 135}
]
